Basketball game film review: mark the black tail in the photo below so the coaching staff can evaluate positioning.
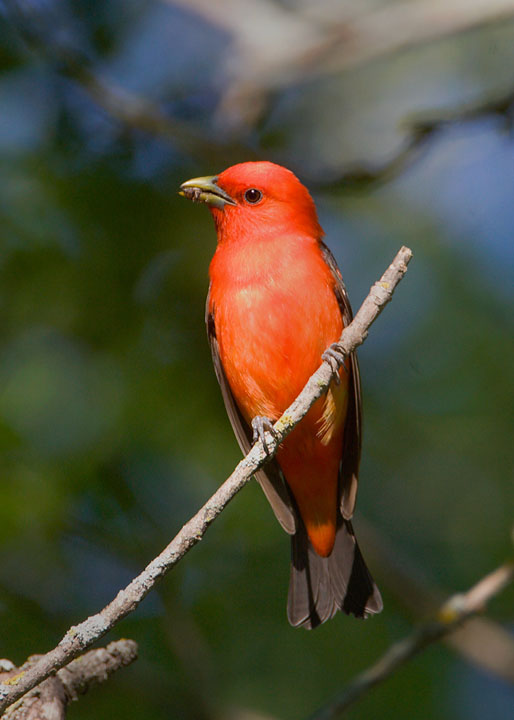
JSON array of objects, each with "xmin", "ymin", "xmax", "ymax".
[{"xmin": 287, "ymin": 516, "xmax": 382, "ymax": 629}]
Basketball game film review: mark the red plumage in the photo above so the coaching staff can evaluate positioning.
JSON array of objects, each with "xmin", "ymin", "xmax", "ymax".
[{"xmin": 181, "ymin": 161, "xmax": 382, "ymax": 627}]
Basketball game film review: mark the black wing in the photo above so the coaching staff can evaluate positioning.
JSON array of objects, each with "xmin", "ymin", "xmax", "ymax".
[{"xmin": 319, "ymin": 240, "xmax": 362, "ymax": 520}]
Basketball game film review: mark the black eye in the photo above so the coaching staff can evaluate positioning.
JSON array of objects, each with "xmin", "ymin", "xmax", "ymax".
[{"xmin": 244, "ymin": 188, "xmax": 262, "ymax": 204}]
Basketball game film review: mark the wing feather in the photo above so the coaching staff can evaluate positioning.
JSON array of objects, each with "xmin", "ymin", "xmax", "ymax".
[{"xmin": 318, "ymin": 241, "xmax": 362, "ymax": 520}]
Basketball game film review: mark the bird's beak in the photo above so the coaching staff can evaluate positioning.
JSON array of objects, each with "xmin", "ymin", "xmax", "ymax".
[{"xmin": 179, "ymin": 175, "xmax": 236, "ymax": 209}]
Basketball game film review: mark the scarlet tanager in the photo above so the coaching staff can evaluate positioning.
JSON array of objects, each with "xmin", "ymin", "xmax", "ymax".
[{"xmin": 180, "ymin": 162, "xmax": 382, "ymax": 628}]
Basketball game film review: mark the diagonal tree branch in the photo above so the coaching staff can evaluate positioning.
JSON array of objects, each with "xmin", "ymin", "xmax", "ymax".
[
  {"xmin": 308, "ymin": 561, "xmax": 514, "ymax": 720},
  {"xmin": 0, "ymin": 246, "xmax": 413, "ymax": 714}
]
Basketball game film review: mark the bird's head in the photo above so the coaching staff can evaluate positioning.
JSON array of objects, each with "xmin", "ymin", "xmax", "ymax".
[{"xmin": 180, "ymin": 161, "xmax": 323, "ymax": 243}]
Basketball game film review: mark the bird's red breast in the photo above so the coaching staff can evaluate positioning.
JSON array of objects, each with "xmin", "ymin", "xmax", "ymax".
[{"xmin": 209, "ymin": 219, "xmax": 348, "ymax": 557}]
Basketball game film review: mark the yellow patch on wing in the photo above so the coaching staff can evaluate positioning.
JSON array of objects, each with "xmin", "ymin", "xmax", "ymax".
[{"xmin": 317, "ymin": 378, "xmax": 347, "ymax": 446}]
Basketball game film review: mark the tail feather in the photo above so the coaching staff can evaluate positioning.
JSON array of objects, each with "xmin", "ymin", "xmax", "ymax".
[{"xmin": 287, "ymin": 517, "xmax": 382, "ymax": 629}]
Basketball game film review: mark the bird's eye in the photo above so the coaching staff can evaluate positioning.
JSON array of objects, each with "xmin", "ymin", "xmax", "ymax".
[{"xmin": 244, "ymin": 188, "xmax": 263, "ymax": 204}]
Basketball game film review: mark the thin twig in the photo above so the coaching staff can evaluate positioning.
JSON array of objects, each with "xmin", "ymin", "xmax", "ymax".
[
  {"xmin": 0, "ymin": 246, "xmax": 413, "ymax": 714},
  {"xmin": 308, "ymin": 562, "xmax": 514, "ymax": 720}
]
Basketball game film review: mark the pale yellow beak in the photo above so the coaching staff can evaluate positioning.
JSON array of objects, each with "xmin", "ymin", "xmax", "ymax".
[{"xmin": 179, "ymin": 175, "xmax": 236, "ymax": 209}]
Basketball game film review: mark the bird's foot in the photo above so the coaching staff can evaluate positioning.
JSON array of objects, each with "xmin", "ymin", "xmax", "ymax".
[
  {"xmin": 322, "ymin": 343, "xmax": 349, "ymax": 384},
  {"xmin": 251, "ymin": 416, "xmax": 278, "ymax": 455}
]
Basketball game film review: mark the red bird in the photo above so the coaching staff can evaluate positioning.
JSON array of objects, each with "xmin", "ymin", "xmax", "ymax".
[{"xmin": 180, "ymin": 162, "xmax": 382, "ymax": 628}]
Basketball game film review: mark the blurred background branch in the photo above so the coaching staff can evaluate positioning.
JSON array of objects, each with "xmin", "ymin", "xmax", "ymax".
[
  {"xmin": 309, "ymin": 561, "xmax": 514, "ymax": 719},
  {"xmin": 360, "ymin": 521, "xmax": 514, "ymax": 683},
  {"xmin": 5, "ymin": 0, "xmax": 514, "ymax": 183},
  {"xmin": 3, "ymin": 0, "xmax": 240, "ymax": 164},
  {"xmin": 169, "ymin": 0, "xmax": 514, "ymax": 130},
  {"xmin": 314, "ymin": 87, "xmax": 514, "ymax": 189}
]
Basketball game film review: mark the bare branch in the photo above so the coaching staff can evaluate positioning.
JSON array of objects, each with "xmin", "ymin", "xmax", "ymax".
[
  {"xmin": 308, "ymin": 562, "xmax": 514, "ymax": 720},
  {"xmin": 359, "ymin": 520, "xmax": 514, "ymax": 684},
  {"xmin": 57, "ymin": 639, "xmax": 138, "ymax": 701},
  {"xmin": 0, "ymin": 640, "xmax": 137, "ymax": 720},
  {"xmin": 315, "ymin": 88, "xmax": 514, "ymax": 190},
  {"xmin": 0, "ymin": 247, "xmax": 413, "ymax": 714}
]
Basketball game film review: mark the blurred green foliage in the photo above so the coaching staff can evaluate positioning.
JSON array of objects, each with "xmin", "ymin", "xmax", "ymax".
[{"xmin": 0, "ymin": 2, "xmax": 513, "ymax": 719}]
